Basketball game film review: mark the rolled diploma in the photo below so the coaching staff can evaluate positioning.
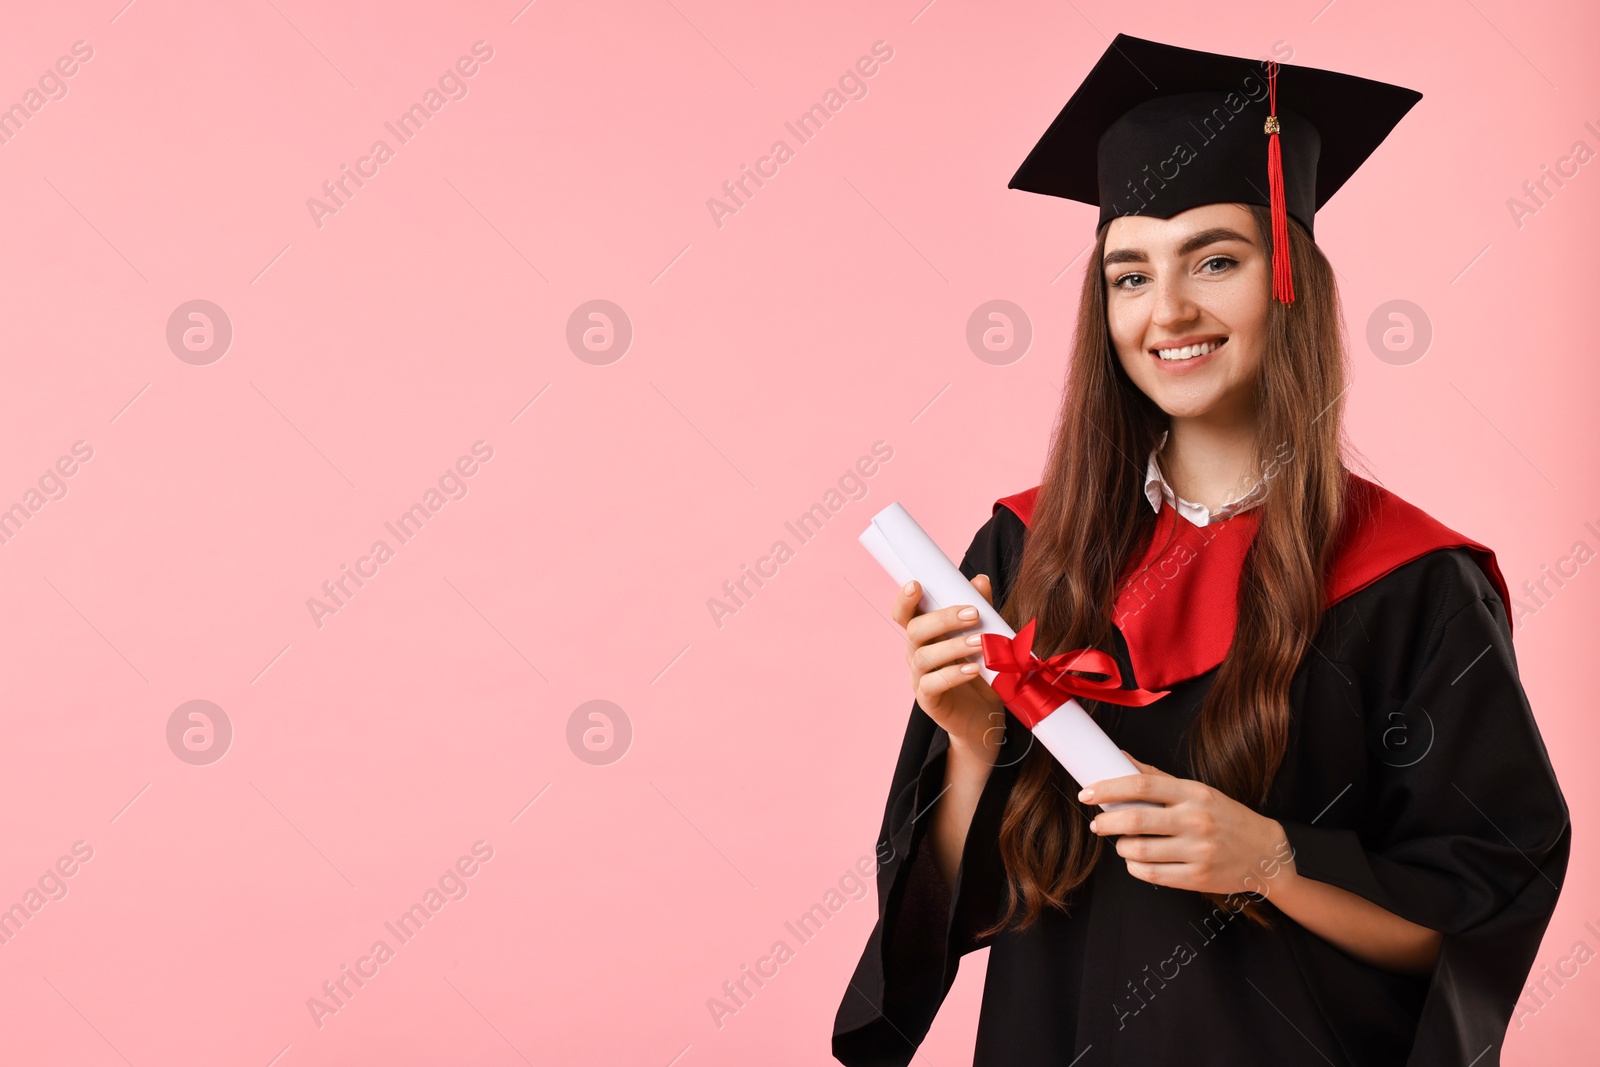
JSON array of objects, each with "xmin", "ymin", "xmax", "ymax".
[{"xmin": 861, "ymin": 501, "xmax": 1154, "ymax": 812}]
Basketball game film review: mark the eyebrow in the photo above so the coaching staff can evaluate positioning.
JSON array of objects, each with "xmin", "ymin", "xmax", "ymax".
[{"xmin": 1102, "ymin": 226, "xmax": 1256, "ymax": 269}]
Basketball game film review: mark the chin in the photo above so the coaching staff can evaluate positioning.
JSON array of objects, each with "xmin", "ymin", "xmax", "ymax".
[{"xmin": 1150, "ymin": 394, "xmax": 1225, "ymax": 420}]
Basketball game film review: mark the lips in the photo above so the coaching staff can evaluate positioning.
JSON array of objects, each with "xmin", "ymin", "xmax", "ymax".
[
  {"xmin": 1152, "ymin": 335, "xmax": 1222, "ymax": 364},
  {"xmin": 1150, "ymin": 336, "xmax": 1227, "ymax": 360},
  {"xmin": 1149, "ymin": 337, "xmax": 1227, "ymax": 371}
]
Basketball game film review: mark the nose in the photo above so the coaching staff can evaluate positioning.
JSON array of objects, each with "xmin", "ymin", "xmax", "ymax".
[{"xmin": 1149, "ymin": 273, "xmax": 1199, "ymax": 331}]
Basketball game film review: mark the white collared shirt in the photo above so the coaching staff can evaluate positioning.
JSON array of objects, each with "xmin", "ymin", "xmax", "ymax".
[{"xmin": 1143, "ymin": 430, "xmax": 1268, "ymax": 527}]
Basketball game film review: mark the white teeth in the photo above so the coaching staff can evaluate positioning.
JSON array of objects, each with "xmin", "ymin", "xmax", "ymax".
[{"xmin": 1154, "ymin": 339, "xmax": 1224, "ymax": 361}]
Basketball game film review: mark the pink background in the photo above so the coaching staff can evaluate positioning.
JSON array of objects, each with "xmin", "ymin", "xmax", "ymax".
[{"xmin": 0, "ymin": 1, "xmax": 1595, "ymax": 1064}]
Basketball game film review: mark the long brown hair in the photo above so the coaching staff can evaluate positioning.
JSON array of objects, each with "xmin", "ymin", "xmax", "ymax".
[{"xmin": 981, "ymin": 203, "xmax": 1350, "ymax": 935}]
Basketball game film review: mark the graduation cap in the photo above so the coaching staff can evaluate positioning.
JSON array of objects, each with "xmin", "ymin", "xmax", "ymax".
[{"xmin": 1008, "ymin": 34, "xmax": 1422, "ymax": 305}]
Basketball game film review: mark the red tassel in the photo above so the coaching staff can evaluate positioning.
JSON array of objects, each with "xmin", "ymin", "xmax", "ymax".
[{"xmin": 1266, "ymin": 60, "xmax": 1294, "ymax": 306}]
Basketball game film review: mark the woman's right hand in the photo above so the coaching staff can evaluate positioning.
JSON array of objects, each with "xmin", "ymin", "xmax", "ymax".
[{"xmin": 896, "ymin": 576, "xmax": 1007, "ymax": 760}]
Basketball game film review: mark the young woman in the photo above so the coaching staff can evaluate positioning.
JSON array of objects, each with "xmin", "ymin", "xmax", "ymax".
[{"xmin": 834, "ymin": 37, "xmax": 1570, "ymax": 1067}]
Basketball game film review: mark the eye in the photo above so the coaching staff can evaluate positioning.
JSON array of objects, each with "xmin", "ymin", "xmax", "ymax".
[
  {"xmin": 1199, "ymin": 255, "xmax": 1237, "ymax": 274},
  {"xmin": 1110, "ymin": 271, "xmax": 1147, "ymax": 291}
]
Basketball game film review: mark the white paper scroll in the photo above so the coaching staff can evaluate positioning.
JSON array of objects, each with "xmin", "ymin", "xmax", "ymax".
[{"xmin": 860, "ymin": 501, "xmax": 1155, "ymax": 812}]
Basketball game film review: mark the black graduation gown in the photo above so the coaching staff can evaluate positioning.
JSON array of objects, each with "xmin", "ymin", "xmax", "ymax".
[{"xmin": 832, "ymin": 503, "xmax": 1571, "ymax": 1067}]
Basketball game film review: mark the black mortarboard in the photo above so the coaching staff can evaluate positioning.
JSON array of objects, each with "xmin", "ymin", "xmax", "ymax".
[{"xmin": 1008, "ymin": 34, "xmax": 1422, "ymax": 305}]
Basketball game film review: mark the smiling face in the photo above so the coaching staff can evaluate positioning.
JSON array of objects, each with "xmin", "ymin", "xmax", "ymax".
[{"xmin": 1102, "ymin": 203, "xmax": 1270, "ymax": 426}]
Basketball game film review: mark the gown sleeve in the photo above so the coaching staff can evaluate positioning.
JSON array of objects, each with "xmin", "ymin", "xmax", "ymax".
[
  {"xmin": 831, "ymin": 507, "xmax": 1027, "ymax": 1067},
  {"xmin": 1274, "ymin": 548, "xmax": 1571, "ymax": 1065}
]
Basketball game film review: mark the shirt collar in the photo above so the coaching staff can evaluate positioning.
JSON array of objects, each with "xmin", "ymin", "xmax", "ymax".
[{"xmin": 1143, "ymin": 430, "xmax": 1268, "ymax": 526}]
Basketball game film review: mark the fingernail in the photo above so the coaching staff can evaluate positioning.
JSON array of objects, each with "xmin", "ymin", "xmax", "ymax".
[
  {"xmin": 1088, "ymin": 819, "xmax": 1098, "ymax": 832},
  {"xmin": 903, "ymin": 581, "xmax": 916, "ymax": 595},
  {"xmin": 1078, "ymin": 788, "xmax": 1094, "ymax": 802},
  {"xmin": 958, "ymin": 607, "xmax": 978, "ymax": 620}
]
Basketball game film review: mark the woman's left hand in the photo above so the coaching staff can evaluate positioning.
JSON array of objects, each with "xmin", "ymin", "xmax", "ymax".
[{"xmin": 1082, "ymin": 751, "xmax": 1293, "ymax": 897}]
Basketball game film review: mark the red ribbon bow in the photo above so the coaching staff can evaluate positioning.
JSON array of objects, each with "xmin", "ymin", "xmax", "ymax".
[{"xmin": 979, "ymin": 617, "xmax": 1169, "ymax": 729}]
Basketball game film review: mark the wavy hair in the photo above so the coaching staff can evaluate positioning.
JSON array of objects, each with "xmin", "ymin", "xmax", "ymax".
[{"xmin": 981, "ymin": 203, "xmax": 1352, "ymax": 934}]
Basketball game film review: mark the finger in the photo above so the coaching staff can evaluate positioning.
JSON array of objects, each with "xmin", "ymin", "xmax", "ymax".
[
  {"xmin": 1088, "ymin": 805, "xmax": 1177, "ymax": 839},
  {"xmin": 1123, "ymin": 859, "xmax": 1194, "ymax": 888},
  {"xmin": 914, "ymin": 659, "xmax": 988, "ymax": 703},
  {"xmin": 1112, "ymin": 834, "xmax": 1193, "ymax": 864},
  {"xmin": 1120, "ymin": 751, "xmax": 1172, "ymax": 778},
  {"xmin": 971, "ymin": 573, "xmax": 994, "ymax": 607},
  {"xmin": 904, "ymin": 601, "xmax": 984, "ymax": 650},
  {"xmin": 908, "ymin": 630, "xmax": 989, "ymax": 677},
  {"xmin": 890, "ymin": 580, "xmax": 922, "ymax": 629},
  {"xmin": 1080, "ymin": 772, "xmax": 1183, "ymax": 806}
]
